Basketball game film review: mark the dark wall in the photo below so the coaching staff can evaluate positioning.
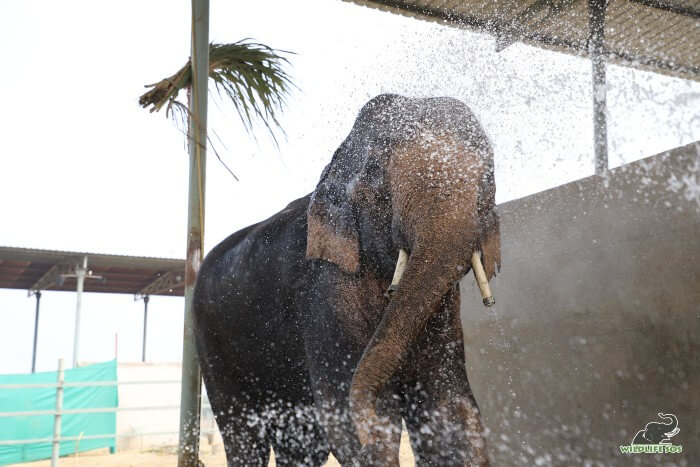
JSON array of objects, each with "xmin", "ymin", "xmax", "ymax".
[{"xmin": 460, "ymin": 142, "xmax": 699, "ymax": 466}]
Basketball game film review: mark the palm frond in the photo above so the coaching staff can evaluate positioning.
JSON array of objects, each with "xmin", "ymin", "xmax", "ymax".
[{"xmin": 139, "ymin": 40, "xmax": 295, "ymax": 145}]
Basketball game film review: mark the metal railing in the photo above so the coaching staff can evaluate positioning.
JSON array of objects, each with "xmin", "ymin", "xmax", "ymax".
[{"xmin": 0, "ymin": 358, "xmax": 214, "ymax": 465}]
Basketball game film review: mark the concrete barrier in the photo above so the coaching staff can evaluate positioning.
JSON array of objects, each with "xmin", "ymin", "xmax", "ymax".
[{"xmin": 460, "ymin": 142, "xmax": 699, "ymax": 465}]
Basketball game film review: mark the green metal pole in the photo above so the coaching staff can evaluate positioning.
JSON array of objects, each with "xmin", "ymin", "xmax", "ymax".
[{"xmin": 178, "ymin": 0, "xmax": 208, "ymax": 465}]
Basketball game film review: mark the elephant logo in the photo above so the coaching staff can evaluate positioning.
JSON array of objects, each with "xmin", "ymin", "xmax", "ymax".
[
  {"xmin": 620, "ymin": 413, "xmax": 683, "ymax": 454},
  {"xmin": 632, "ymin": 413, "xmax": 679, "ymax": 445}
]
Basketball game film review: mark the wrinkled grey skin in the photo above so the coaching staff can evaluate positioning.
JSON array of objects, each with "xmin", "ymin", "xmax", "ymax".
[{"xmin": 194, "ymin": 94, "xmax": 500, "ymax": 466}]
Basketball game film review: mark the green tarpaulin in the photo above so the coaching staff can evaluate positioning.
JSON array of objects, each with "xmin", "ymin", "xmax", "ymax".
[{"xmin": 0, "ymin": 360, "xmax": 118, "ymax": 465}]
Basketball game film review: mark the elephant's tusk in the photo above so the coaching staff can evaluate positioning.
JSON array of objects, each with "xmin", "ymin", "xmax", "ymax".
[
  {"xmin": 387, "ymin": 249, "xmax": 409, "ymax": 294},
  {"xmin": 471, "ymin": 251, "xmax": 495, "ymax": 307}
]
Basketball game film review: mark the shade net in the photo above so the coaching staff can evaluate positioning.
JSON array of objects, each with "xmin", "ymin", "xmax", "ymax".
[{"xmin": 0, "ymin": 360, "xmax": 117, "ymax": 465}]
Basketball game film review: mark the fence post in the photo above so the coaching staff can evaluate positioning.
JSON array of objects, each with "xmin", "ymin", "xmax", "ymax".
[{"xmin": 50, "ymin": 358, "xmax": 65, "ymax": 467}]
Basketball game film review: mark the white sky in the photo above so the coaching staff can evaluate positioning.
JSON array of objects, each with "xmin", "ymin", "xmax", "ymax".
[{"xmin": 0, "ymin": 0, "xmax": 698, "ymax": 374}]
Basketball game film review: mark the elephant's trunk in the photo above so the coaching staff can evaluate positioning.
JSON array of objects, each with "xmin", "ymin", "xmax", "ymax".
[
  {"xmin": 349, "ymin": 238, "xmax": 472, "ymax": 449},
  {"xmin": 660, "ymin": 413, "xmax": 678, "ymax": 430}
]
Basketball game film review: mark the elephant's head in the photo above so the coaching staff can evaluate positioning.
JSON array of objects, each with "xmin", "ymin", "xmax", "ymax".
[
  {"xmin": 306, "ymin": 94, "xmax": 500, "ymax": 457},
  {"xmin": 654, "ymin": 413, "xmax": 679, "ymax": 442}
]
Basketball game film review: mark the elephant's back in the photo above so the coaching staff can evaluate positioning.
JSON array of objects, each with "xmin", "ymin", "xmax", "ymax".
[
  {"xmin": 192, "ymin": 195, "xmax": 314, "ymax": 394},
  {"xmin": 194, "ymin": 194, "xmax": 311, "ymax": 323}
]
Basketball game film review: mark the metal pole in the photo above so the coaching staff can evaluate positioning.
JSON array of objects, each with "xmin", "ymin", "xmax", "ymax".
[
  {"xmin": 31, "ymin": 292, "xmax": 41, "ymax": 373},
  {"xmin": 178, "ymin": 0, "xmax": 208, "ymax": 465},
  {"xmin": 72, "ymin": 256, "xmax": 87, "ymax": 368},
  {"xmin": 50, "ymin": 358, "xmax": 65, "ymax": 467},
  {"xmin": 589, "ymin": 0, "xmax": 608, "ymax": 175},
  {"xmin": 142, "ymin": 296, "xmax": 149, "ymax": 362}
]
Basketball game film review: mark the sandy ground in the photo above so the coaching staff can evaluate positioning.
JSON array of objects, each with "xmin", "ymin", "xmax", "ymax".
[{"xmin": 16, "ymin": 431, "xmax": 415, "ymax": 466}]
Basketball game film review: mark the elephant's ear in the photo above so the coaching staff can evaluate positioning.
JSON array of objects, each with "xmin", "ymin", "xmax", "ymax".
[
  {"xmin": 479, "ymin": 208, "xmax": 501, "ymax": 281},
  {"xmin": 306, "ymin": 140, "xmax": 363, "ymax": 274},
  {"xmin": 478, "ymin": 154, "xmax": 501, "ymax": 280},
  {"xmin": 307, "ymin": 94, "xmax": 404, "ymax": 273}
]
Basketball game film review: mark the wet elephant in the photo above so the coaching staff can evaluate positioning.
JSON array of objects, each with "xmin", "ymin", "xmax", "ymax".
[{"xmin": 193, "ymin": 94, "xmax": 501, "ymax": 466}]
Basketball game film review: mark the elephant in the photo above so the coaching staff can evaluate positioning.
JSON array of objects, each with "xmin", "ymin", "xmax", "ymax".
[
  {"xmin": 632, "ymin": 413, "xmax": 679, "ymax": 445},
  {"xmin": 193, "ymin": 94, "xmax": 501, "ymax": 466}
]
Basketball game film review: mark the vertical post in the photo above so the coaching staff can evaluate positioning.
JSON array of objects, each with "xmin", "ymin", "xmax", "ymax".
[
  {"xmin": 31, "ymin": 291, "xmax": 42, "ymax": 373},
  {"xmin": 178, "ymin": 0, "xmax": 208, "ymax": 465},
  {"xmin": 72, "ymin": 256, "xmax": 87, "ymax": 368},
  {"xmin": 142, "ymin": 296, "xmax": 150, "ymax": 362},
  {"xmin": 50, "ymin": 358, "xmax": 65, "ymax": 467},
  {"xmin": 589, "ymin": 0, "xmax": 608, "ymax": 175}
]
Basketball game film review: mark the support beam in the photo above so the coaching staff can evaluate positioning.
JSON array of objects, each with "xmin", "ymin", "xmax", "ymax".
[
  {"xmin": 135, "ymin": 270, "xmax": 185, "ymax": 301},
  {"xmin": 343, "ymin": 0, "xmax": 700, "ymax": 81},
  {"xmin": 72, "ymin": 256, "xmax": 87, "ymax": 368},
  {"xmin": 589, "ymin": 0, "xmax": 609, "ymax": 175},
  {"xmin": 628, "ymin": 0, "xmax": 700, "ymax": 19},
  {"xmin": 28, "ymin": 259, "xmax": 104, "ymax": 296},
  {"xmin": 27, "ymin": 257, "xmax": 103, "ymax": 369},
  {"xmin": 142, "ymin": 296, "xmax": 150, "ymax": 362},
  {"xmin": 178, "ymin": 0, "xmax": 209, "ymax": 465},
  {"xmin": 496, "ymin": 0, "xmax": 580, "ymax": 51},
  {"xmin": 28, "ymin": 262, "xmax": 77, "ymax": 296},
  {"xmin": 31, "ymin": 292, "xmax": 41, "ymax": 373}
]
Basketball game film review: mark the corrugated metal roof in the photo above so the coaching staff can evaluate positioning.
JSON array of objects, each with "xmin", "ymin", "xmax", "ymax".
[
  {"xmin": 344, "ymin": 0, "xmax": 700, "ymax": 81},
  {"xmin": 0, "ymin": 246, "xmax": 185, "ymax": 297}
]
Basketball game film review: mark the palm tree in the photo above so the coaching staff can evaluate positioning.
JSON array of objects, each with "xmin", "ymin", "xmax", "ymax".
[
  {"xmin": 139, "ymin": 40, "xmax": 294, "ymax": 145},
  {"xmin": 138, "ymin": 38, "xmax": 294, "ymax": 467}
]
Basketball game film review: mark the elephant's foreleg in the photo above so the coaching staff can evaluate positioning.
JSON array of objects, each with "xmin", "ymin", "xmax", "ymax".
[
  {"xmin": 402, "ymin": 384, "xmax": 488, "ymax": 466},
  {"xmin": 399, "ymin": 289, "xmax": 489, "ymax": 466},
  {"xmin": 303, "ymin": 309, "xmax": 365, "ymax": 464}
]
